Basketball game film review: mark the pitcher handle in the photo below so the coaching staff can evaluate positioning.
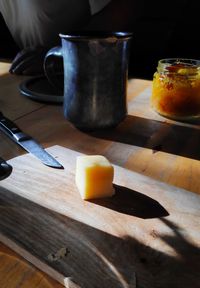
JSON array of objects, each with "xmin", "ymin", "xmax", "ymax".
[{"xmin": 43, "ymin": 46, "xmax": 63, "ymax": 92}]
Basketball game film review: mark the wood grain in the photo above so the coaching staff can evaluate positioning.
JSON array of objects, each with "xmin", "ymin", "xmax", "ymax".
[
  {"xmin": 0, "ymin": 63, "xmax": 45, "ymax": 120},
  {"xmin": 4, "ymin": 100, "xmax": 200, "ymax": 195},
  {"xmin": 0, "ymin": 62, "xmax": 46, "ymax": 161},
  {"xmin": 1, "ymin": 146, "xmax": 200, "ymax": 288},
  {"xmin": 1, "ymin": 61, "xmax": 200, "ymax": 287},
  {"xmin": 0, "ymin": 242, "xmax": 63, "ymax": 288}
]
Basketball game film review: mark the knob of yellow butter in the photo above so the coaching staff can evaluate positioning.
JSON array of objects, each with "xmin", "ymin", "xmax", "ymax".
[{"xmin": 75, "ymin": 155, "xmax": 115, "ymax": 200}]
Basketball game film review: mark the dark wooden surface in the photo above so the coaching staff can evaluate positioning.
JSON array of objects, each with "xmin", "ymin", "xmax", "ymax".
[
  {"xmin": 1, "ymin": 62, "xmax": 200, "ymax": 287},
  {"xmin": 1, "ymin": 146, "xmax": 200, "ymax": 287}
]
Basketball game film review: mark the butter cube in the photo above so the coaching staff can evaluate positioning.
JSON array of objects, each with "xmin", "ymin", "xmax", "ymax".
[{"xmin": 75, "ymin": 155, "xmax": 115, "ymax": 200}]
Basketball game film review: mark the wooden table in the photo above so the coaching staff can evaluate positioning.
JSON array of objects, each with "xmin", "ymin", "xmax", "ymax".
[{"xmin": 0, "ymin": 62, "xmax": 200, "ymax": 288}]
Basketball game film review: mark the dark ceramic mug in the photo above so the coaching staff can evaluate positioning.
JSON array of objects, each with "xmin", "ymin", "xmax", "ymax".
[{"xmin": 44, "ymin": 32, "xmax": 132, "ymax": 130}]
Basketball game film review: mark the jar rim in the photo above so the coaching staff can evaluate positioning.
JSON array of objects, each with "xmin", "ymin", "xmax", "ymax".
[
  {"xmin": 158, "ymin": 58, "xmax": 200, "ymax": 67},
  {"xmin": 157, "ymin": 58, "xmax": 200, "ymax": 75}
]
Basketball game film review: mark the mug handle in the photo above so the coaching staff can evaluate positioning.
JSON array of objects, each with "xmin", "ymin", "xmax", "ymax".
[{"xmin": 43, "ymin": 46, "xmax": 63, "ymax": 92}]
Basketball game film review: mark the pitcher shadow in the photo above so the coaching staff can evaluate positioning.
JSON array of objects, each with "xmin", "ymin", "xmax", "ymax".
[
  {"xmin": 88, "ymin": 115, "xmax": 200, "ymax": 160},
  {"xmin": 89, "ymin": 184, "xmax": 169, "ymax": 219}
]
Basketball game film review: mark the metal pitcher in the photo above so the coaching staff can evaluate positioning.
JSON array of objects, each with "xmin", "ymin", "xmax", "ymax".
[{"xmin": 44, "ymin": 31, "xmax": 132, "ymax": 130}]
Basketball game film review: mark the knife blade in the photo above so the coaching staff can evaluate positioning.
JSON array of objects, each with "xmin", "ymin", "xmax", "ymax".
[{"xmin": 0, "ymin": 111, "xmax": 63, "ymax": 169}]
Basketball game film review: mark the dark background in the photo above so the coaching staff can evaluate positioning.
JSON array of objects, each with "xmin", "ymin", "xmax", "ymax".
[{"xmin": 0, "ymin": 0, "xmax": 198, "ymax": 80}]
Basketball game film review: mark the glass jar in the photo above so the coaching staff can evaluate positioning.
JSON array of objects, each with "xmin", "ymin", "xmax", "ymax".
[{"xmin": 151, "ymin": 58, "xmax": 200, "ymax": 121}]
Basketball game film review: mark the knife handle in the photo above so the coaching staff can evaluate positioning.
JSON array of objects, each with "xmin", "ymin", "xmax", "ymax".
[{"xmin": 0, "ymin": 112, "xmax": 30, "ymax": 142}]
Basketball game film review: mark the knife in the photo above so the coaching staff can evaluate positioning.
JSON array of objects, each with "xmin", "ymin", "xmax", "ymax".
[
  {"xmin": 0, "ymin": 156, "xmax": 12, "ymax": 180},
  {"xmin": 0, "ymin": 112, "xmax": 63, "ymax": 169}
]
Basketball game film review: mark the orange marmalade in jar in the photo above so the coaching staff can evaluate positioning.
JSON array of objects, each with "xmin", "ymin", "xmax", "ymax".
[{"xmin": 151, "ymin": 58, "xmax": 200, "ymax": 121}]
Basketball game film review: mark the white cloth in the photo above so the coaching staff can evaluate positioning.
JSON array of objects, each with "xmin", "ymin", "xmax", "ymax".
[{"xmin": 0, "ymin": 0, "xmax": 111, "ymax": 48}]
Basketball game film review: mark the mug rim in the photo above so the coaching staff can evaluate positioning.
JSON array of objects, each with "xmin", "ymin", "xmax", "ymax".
[{"xmin": 59, "ymin": 31, "xmax": 132, "ymax": 40}]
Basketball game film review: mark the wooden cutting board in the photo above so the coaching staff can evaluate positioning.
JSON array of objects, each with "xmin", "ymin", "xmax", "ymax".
[{"xmin": 0, "ymin": 145, "xmax": 200, "ymax": 288}]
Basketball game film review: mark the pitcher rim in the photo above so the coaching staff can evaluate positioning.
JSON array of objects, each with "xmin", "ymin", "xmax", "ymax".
[{"xmin": 59, "ymin": 31, "xmax": 132, "ymax": 40}]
